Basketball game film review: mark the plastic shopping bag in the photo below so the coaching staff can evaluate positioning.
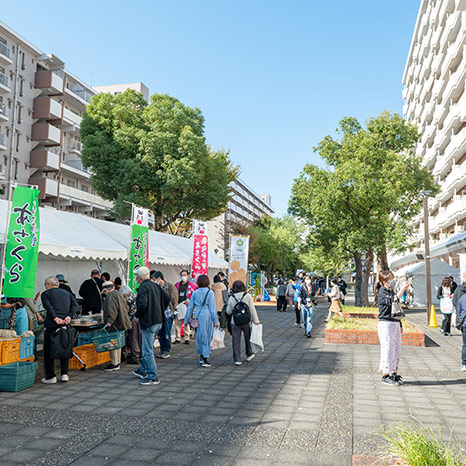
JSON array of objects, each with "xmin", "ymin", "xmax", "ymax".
[
  {"xmin": 210, "ymin": 327, "xmax": 225, "ymax": 350},
  {"xmin": 250, "ymin": 323, "xmax": 264, "ymax": 352}
]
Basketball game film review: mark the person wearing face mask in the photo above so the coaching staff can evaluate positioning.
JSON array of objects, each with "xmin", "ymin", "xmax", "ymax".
[
  {"xmin": 297, "ymin": 275, "xmax": 315, "ymax": 338},
  {"xmin": 175, "ymin": 270, "xmax": 197, "ymax": 344}
]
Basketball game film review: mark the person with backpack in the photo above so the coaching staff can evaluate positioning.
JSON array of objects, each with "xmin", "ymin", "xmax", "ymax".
[
  {"xmin": 226, "ymin": 280, "xmax": 260, "ymax": 366},
  {"xmin": 276, "ymin": 280, "xmax": 287, "ymax": 312},
  {"xmin": 184, "ymin": 275, "xmax": 219, "ymax": 368}
]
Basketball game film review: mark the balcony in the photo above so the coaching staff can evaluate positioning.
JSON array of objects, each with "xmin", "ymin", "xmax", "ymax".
[
  {"xmin": 29, "ymin": 149, "xmax": 60, "ymax": 171},
  {"xmin": 35, "ymin": 71, "xmax": 64, "ymax": 95},
  {"xmin": 0, "ymin": 73, "xmax": 10, "ymax": 93},
  {"xmin": 64, "ymin": 86, "xmax": 93, "ymax": 108},
  {"xmin": 33, "ymin": 97, "xmax": 63, "ymax": 121},
  {"xmin": 29, "ymin": 177, "xmax": 59, "ymax": 200},
  {"xmin": 442, "ymin": 162, "xmax": 466, "ymax": 197},
  {"xmin": 31, "ymin": 123, "xmax": 61, "ymax": 145},
  {"xmin": 59, "ymin": 183, "xmax": 113, "ymax": 209},
  {"xmin": 0, "ymin": 42, "xmax": 12, "ymax": 65},
  {"xmin": 0, "ymin": 133, "xmax": 6, "ymax": 150},
  {"xmin": 68, "ymin": 139, "xmax": 82, "ymax": 155},
  {"xmin": 0, "ymin": 103, "xmax": 8, "ymax": 122},
  {"xmin": 63, "ymin": 108, "xmax": 82, "ymax": 126}
]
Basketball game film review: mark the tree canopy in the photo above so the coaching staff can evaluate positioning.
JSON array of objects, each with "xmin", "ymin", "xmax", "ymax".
[
  {"xmin": 80, "ymin": 90, "xmax": 238, "ymax": 232},
  {"xmin": 290, "ymin": 111, "xmax": 438, "ymax": 305}
]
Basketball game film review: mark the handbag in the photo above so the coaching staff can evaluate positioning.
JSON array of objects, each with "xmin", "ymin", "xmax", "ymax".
[
  {"xmin": 391, "ymin": 295, "xmax": 405, "ymax": 320},
  {"xmin": 50, "ymin": 325, "xmax": 76, "ymax": 359},
  {"xmin": 440, "ymin": 297, "xmax": 453, "ymax": 314},
  {"xmin": 210, "ymin": 327, "xmax": 225, "ymax": 350},
  {"xmin": 189, "ymin": 290, "xmax": 210, "ymax": 328},
  {"xmin": 250, "ymin": 323, "xmax": 264, "ymax": 352}
]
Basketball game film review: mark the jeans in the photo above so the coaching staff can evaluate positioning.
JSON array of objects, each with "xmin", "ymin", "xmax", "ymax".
[
  {"xmin": 43, "ymin": 327, "xmax": 69, "ymax": 379},
  {"xmin": 158, "ymin": 316, "xmax": 174, "ymax": 353},
  {"xmin": 302, "ymin": 305, "xmax": 314, "ymax": 336},
  {"xmin": 232, "ymin": 323, "xmax": 253, "ymax": 362},
  {"xmin": 140, "ymin": 323, "xmax": 162, "ymax": 380},
  {"xmin": 462, "ymin": 328, "xmax": 466, "ymax": 365}
]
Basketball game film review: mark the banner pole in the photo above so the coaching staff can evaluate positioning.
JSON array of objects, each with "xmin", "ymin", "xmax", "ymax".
[{"xmin": 0, "ymin": 183, "xmax": 15, "ymax": 297}]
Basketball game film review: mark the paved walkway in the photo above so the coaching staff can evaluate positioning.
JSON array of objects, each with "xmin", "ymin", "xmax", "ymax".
[{"xmin": 0, "ymin": 301, "xmax": 465, "ymax": 465}]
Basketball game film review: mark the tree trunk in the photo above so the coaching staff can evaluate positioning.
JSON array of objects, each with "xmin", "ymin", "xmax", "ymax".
[
  {"xmin": 361, "ymin": 248, "xmax": 374, "ymax": 307},
  {"xmin": 377, "ymin": 245, "xmax": 389, "ymax": 273},
  {"xmin": 354, "ymin": 252, "xmax": 363, "ymax": 307}
]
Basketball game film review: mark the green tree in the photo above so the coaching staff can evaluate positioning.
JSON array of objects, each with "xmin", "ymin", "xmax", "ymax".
[
  {"xmin": 290, "ymin": 111, "xmax": 438, "ymax": 306},
  {"xmin": 80, "ymin": 90, "xmax": 238, "ymax": 231}
]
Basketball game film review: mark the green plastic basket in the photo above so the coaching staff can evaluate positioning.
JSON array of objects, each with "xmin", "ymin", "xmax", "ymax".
[
  {"xmin": 91, "ymin": 325, "xmax": 125, "ymax": 353},
  {"xmin": 0, "ymin": 361, "xmax": 38, "ymax": 392}
]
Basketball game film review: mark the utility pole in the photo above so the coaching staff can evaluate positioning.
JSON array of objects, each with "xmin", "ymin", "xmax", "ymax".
[
  {"xmin": 282, "ymin": 246, "xmax": 285, "ymax": 279},
  {"xmin": 421, "ymin": 191, "xmax": 432, "ymax": 325}
]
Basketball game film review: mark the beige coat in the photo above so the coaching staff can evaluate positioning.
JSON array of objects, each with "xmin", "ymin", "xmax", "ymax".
[
  {"xmin": 103, "ymin": 290, "xmax": 132, "ymax": 331},
  {"xmin": 211, "ymin": 282, "xmax": 226, "ymax": 312}
]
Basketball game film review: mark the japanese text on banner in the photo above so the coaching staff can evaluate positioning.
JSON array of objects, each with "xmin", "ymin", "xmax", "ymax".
[
  {"xmin": 128, "ymin": 205, "xmax": 149, "ymax": 291},
  {"xmin": 4, "ymin": 186, "xmax": 41, "ymax": 298},
  {"xmin": 192, "ymin": 220, "xmax": 208, "ymax": 280},
  {"xmin": 228, "ymin": 235, "xmax": 249, "ymax": 287}
]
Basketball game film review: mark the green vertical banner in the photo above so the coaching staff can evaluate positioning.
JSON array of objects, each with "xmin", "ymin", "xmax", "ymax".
[
  {"xmin": 4, "ymin": 186, "xmax": 40, "ymax": 298},
  {"xmin": 128, "ymin": 205, "xmax": 149, "ymax": 291}
]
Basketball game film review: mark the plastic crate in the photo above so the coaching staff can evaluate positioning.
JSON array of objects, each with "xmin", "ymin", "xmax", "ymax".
[
  {"xmin": 69, "ymin": 343, "xmax": 110, "ymax": 370},
  {"xmin": 75, "ymin": 329, "xmax": 103, "ymax": 347},
  {"xmin": 0, "ymin": 338, "xmax": 21, "ymax": 365},
  {"xmin": 0, "ymin": 361, "xmax": 38, "ymax": 392},
  {"xmin": 20, "ymin": 336, "xmax": 35, "ymax": 360}
]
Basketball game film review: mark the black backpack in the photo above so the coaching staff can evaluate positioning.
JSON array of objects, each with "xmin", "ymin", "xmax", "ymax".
[{"xmin": 232, "ymin": 292, "xmax": 251, "ymax": 326}]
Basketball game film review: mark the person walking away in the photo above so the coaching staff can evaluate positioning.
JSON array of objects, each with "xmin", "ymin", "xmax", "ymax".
[
  {"xmin": 211, "ymin": 275, "xmax": 227, "ymax": 317},
  {"xmin": 151, "ymin": 271, "xmax": 178, "ymax": 359},
  {"xmin": 184, "ymin": 275, "xmax": 219, "ymax": 367},
  {"xmin": 297, "ymin": 276, "xmax": 315, "ymax": 338},
  {"xmin": 120, "ymin": 285, "xmax": 141, "ymax": 364},
  {"xmin": 337, "ymin": 276, "xmax": 347, "ymax": 305},
  {"xmin": 133, "ymin": 267, "xmax": 170, "ymax": 386},
  {"xmin": 101, "ymin": 281, "xmax": 132, "ymax": 371},
  {"xmin": 437, "ymin": 276, "xmax": 454, "ymax": 336},
  {"xmin": 457, "ymin": 293, "xmax": 466, "ymax": 371},
  {"xmin": 226, "ymin": 280, "xmax": 260, "ymax": 366},
  {"xmin": 40, "ymin": 276, "xmax": 78, "ymax": 384},
  {"xmin": 56, "ymin": 274, "xmax": 75, "ymax": 298},
  {"xmin": 286, "ymin": 279, "xmax": 295, "ymax": 312},
  {"xmin": 325, "ymin": 278, "xmax": 344, "ymax": 322},
  {"xmin": 376, "ymin": 270, "xmax": 410, "ymax": 386},
  {"xmin": 175, "ymin": 270, "xmax": 197, "ymax": 344},
  {"xmin": 276, "ymin": 280, "xmax": 287, "ymax": 312},
  {"xmin": 79, "ymin": 269, "xmax": 104, "ymax": 315}
]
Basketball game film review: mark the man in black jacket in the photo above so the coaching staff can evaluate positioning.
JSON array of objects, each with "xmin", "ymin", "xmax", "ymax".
[
  {"xmin": 41, "ymin": 276, "xmax": 78, "ymax": 384},
  {"xmin": 133, "ymin": 267, "xmax": 170, "ymax": 386},
  {"xmin": 79, "ymin": 269, "xmax": 103, "ymax": 314}
]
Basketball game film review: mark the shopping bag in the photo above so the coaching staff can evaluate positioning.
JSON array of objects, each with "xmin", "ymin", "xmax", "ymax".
[
  {"xmin": 440, "ymin": 297, "xmax": 453, "ymax": 314},
  {"xmin": 250, "ymin": 323, "xmax": 264, "ymax": 352},
  {"xmin": 451, "ymin": 311, "xmax": 457, "ymax": 328},
  {"xmin": 177, "ymin": 303, "xmax": 188, "ymax": 320},
  {"xmin": 50, "ymin": 325, "xmax": 76, "ymax": 359},
  {"xmin": 210, "ymin": 327, "xmax": 225, "ymax": 350}
]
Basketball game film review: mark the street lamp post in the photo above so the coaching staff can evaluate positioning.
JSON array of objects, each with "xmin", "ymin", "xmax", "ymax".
[{"xmin": 421, "ymin": 190, "xmax": 432, "ymax": 325}]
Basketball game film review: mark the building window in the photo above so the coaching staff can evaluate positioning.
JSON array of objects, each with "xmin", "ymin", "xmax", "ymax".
[
  {"xmin": 19, "ymin": 79, "xmax": 24, "ymax": 96},
  {"xmin": 81, "ymin": 185, "xmax": 89, "ymax": 192},
  {"xmin": 67, "ymin": 180, "xmax": 76, "ymax": 188},
  {"xmin": 15, "ymin": 133, "xmax": 19, "ymax": 152}
]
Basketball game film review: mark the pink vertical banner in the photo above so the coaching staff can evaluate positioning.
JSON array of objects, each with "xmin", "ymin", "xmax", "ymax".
[{"xmin": 192, "ymin": 221, "xmax": 208, "ymax": 280}]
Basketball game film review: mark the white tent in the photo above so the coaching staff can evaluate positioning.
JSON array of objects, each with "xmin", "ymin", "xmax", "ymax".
[
  {"xmin": 0, "ymin": 200, "xmax": 228, "ymax": 293},
  {"xmin": 396, "ymin": 258, "xmax": 460, "ymax": 308}
]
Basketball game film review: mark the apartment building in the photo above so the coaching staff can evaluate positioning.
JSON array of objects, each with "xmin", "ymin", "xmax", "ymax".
[
  {"xmin": 208, "ymin": 178, "xmax": 274, "ymax": 258},
  {"xmin": 94, "ymin": 82, "xmax": 149, "ymax": 102},
  {"xmin": 390, "ymin": 0, "xmax": 466, "ymax": 271},
  {"xmin": 0, "ymin": 21, "xmax": 112, "ymax": 218}
]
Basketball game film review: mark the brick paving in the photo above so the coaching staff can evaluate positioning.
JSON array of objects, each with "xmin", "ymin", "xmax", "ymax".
[{"xmin": 0, "ymin": 298, "xmax": 465, "ymax": 465}]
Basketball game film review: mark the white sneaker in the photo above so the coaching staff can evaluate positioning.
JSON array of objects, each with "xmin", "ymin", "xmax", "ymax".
[
  {"xmin": 292, "ymin": 323, "xmax": 299, "ymax": 328},
  {"xmin": 461, "ymin": 365, "xmax": 466, "ymax": 372},
  {"xmin": 41, "ymin": 377, "xmax": 57, "ymax": 384},
  {"xmin": 61, "ymin": 374, "xmax": 69, "ymax": 382},
  {"xmin": 299, "ymin": 324, "xmax": 304, "ymax": 328},
  {"xmin": 246, "ymin": 354, "xmax": 255, "ymax": 362},
  {"xmin": 235, "ymin": 361, "xmax": 242, "ymax": 366}
]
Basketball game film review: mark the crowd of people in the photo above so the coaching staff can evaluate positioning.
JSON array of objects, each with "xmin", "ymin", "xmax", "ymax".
[{"xmin": 31, "ymin": 267, "xmax": 260, "ymax": 386}]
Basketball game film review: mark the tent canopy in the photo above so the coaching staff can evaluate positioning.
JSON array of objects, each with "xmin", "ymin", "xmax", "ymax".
[{"xmin": 0, "ymin": 200, "xmax": 228, "ymax": 269}]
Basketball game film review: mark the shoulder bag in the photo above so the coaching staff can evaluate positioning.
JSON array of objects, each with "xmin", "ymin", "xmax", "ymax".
[{"xmin": 391, "ymin": 295, "xmax": 405, "ymax": 320}]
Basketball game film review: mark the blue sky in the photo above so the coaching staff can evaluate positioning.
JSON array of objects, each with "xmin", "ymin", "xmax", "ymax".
[{"xmin": 3, "ymin": 1, "xmax": 420, "ymax": 216}]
